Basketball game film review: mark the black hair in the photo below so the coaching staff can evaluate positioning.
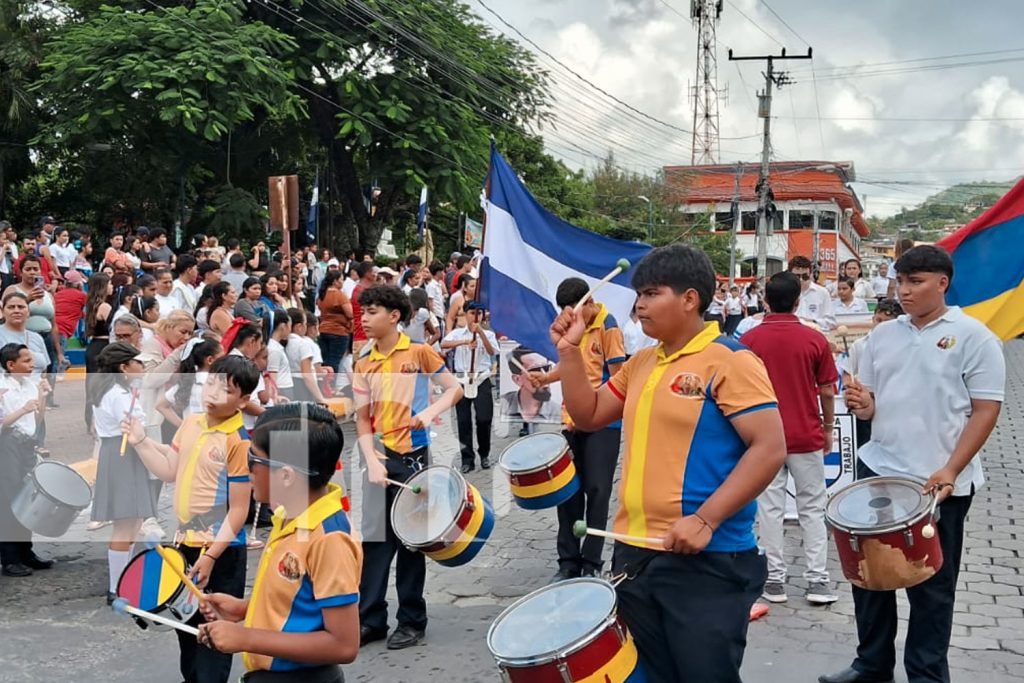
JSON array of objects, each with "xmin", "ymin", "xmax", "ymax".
[
  {"xmin": 198, "ymin": 259, "xmax": 221, "ymax": 278},
  {"xmin": 408, "ymin": 288, "xmax": 428, "ymax": 313},
  {"xmin": 459, "ymin": 273, "xmax": 475, "ymax": 288},
  {"xmin": 242, "ymin": 276, "xmax": 261, "ymax": 295},
  {"xmin": 876, "ymin": 299, "xmax": 904, "ymax": 317},
  {"xmin": 259, "ymin": 272, "xmax": 279, "ymax": 289},
  {"xmin": 173, "ymin": 339, "xmax": 223, "ymax": 415},
  {"xmin": 355, "ymin": 261, "xmax": 375, "ymax": 278},
  {"xmin": 357, "ymin": 285, "xmax": 411, "ymax": 322},
  {"xmin": 455, "ymin": 255, "xmax": 470, "ymax": 269},
  {"xmin": 263, "ymin": 307, "xmax": 290, "ymax": 342},
  {"xmin": 251, "ymin": 403, "xmax": 344, "ymax": 488},
  {"xmin": 842, "ymin": 259, "xmax": 863, "ymax": 277},
  {"xmin": 837, "ymin": 277, "xmax": 856, "ymax": 291},
  {"xmin": 175, "ymin": 254, "xmax": 197, "ymax": 277},
  {"xmin": 132, "ymin": 295, "xmax": 158, "ymax": 319},
  {"xmin": 208, "ymin": 354, "xmax": 260, "ymax": 397},
  {"xmin": 116, "ymin": 284, "xmax": 140, "ymax": 309},
  {"xmin": 229, "ymin": 252, "xmax": 246, "ymax": 269},
  {"xmin": 149, "ymin": 228, "xmax": 166, "ymax": 241},
  {"xmin": 788, "ymin": 255, "xmax": 812, "ymax": 271},
  {"xmin": 894, "ymin": 245, "xmax": 953, "ymax": 290},
  {"xmin": 287, "ymin": 307, "xmax": 306, "ymax": 328},
  {"xmin": 631, "ymin": 244, "xmax": 716, "ymax": 314},
  {"xmin": 318, "ymin": 270, "xmax": 343, "ymax": 302},
  {"xmin": 509, "ymin": 346, "xmax": 545, "ymax": 376},
  {"xmin": 555, "ymin": 277, "xmax": 589, "ymax": 309},
  {"xmin": 226, "ymin": 238, "xmax": 240, "ymax": 250},
  {"xmin": 231, "ymin": 323, "xmax": 262, "ymax": 351},
  {"xmin": 0, "ymin": 343, "xmax": 28, "ymax": 373},
  {"xmin": 154, "ymin": 267, "xmax": 173, "ymax": 282},
  {"xmin": 205, "ymin": 281, "xmax": 234, "ymax": 321},
  {"xmin": 429, "ymin": 260, "xmax": 445, "ymax": 276},
  {"xmin": 89, "ymin": 342, "xmax": 140, "ymax": 407},
  {"xmin": 765, "ymin": 272, "xmax": 801, "ymax": 314},
  {"xmin": 405, "ymin": 254, "xmax": 423, "ymax": 267},
  {"xmin": 136, "ymin": 274, "xmax": 156, "ymax": 291}
]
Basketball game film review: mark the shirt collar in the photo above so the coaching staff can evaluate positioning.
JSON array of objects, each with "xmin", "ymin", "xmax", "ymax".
[
  {"xmin": 897, "ymin": 305, "xmax": 960, "ymax": 331},
  {"xmin": 656, "ymin": 321, "xmax": 721, "ymax": 364},
  {"xmin": 198, "ymin": 411, "xmax": 244, "ymax": 435},
  {"xmin": 763, "ymin": 313, "xmax": 800, "ymax": 323},
  {"xmin": 369, "ymin": 333, "xmax": 412, "ymax": 361},
  {"xmin": 586, "ymin": 304, "xmax": 608, "ymax": 332},
  {"xmin": 271, "ymin": 483, "xmax": 347, "ymax": 539}
]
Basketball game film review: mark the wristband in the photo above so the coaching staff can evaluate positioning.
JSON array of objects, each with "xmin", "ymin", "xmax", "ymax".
[{"xmin": 693, "ymin": 512, "xmax": 716, "ymax": 533}]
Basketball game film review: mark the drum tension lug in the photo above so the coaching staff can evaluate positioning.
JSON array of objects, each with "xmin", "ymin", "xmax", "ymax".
[
  {"xmin": 904, "ymin": 529, "xmax": 914, "ymax": 547},
  {"xmin": 849, "ymin": 536, "xmax": 860, "ymax": 553},
  {"xmin": 557, "ymin": 660, "xmax": 573, "ymax": 683},
  {"xmin": 613, "ymin": 619, "xmax": 627, "ymax": 645}
]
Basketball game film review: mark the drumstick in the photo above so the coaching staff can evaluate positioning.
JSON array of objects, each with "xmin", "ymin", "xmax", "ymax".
[
  {"xmin": 836, "ymin": 324, "xmax": 851, "ymax": 356},
  {"xmin": 119, "ymin": 388, "xmax": 140, "ymax": 456},
  {"xmin": 111, "ymin": 598, "xmax": 199, "ymax": 636},
  {"xmin": 573, "ymin": 259, "xmax": 631, "ymax": 313},
  {"xmin": 385, "ymin": 478, "xmax": 422, "ymax": 494},
  {"xmin": 573, "ymin": 520, "xmax": 661, "ymax": 547},
  {"xmin": 144, "ymin": 539, "xmax": 205, "ymax": 603}
]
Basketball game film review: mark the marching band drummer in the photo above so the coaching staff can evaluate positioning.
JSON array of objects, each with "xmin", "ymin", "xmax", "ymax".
[
  {"xmin": 550, "ymin": 244, "xmax": 786, "ymax": 683},
  {"xmin": 821, "ymin": 245, "xmax": 1005, "ymax": 683}
]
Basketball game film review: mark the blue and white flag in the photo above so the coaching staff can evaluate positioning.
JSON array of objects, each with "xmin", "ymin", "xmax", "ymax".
[
  {"xmin": 416, "ymin": 185, "xmax": 428, "ymax": 241},
  {"xmin": 479, "ymin": 144, "xmax": 652, "ymax": 360},
  {"xmin": 307, "ymin": 171, "xmax": 319, "ymax": 244}
]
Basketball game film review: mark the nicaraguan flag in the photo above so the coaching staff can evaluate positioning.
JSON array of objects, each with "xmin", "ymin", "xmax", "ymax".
[
  {"xmin": 479, "ymin": 143, "xmax": 652, "ymax": 360},
  {"xmin": 938, "ymin": 179, "xmax": 1024, "ymax": 340},
  {"xmin": 417, "ymin": 186, "xmax": 428, "ymax": 241},
  {"xmin": 307, "ymin": 172, "xmax": 319, "ymax": 244}
]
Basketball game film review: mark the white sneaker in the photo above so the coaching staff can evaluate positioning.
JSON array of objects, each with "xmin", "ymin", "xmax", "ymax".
[
  {"xmin": 140, "ymin": 517, "xmax": 166, "ymax": 540},
  {"xmin": 806, "ymin": 581, "xmax": 839, "ymax": 605}
]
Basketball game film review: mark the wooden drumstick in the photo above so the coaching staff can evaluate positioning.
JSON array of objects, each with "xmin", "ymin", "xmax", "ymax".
[
  {"xmin": 111, "ymin": 598, "xmax": 199, "ymax": 636},
  {"xmin": 385, "ymin": 478, "xmax": 422, "ymax": 494},
  {"xmin": 119, "ymin": 388, "xmax": 140, "ymax": 456},
  {"xmin": 145, "ymin": 539, "xmax": 205, "ymax": 603},
  {"xmin": 574, "ymin": 259, "xmax": 631, "ymax": 313},
  {"xmin": 573, "ymin": 520, "xmax": 661, "ymax": 547}
]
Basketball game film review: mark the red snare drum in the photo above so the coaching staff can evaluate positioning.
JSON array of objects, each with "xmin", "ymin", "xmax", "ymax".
[
  {"xmin": 487, "ymin": 578, "xmax": 647, "ymax": 683},
  {"xmin": 826, "ymin": 476, "xmax": 943, "ymax": 591}
]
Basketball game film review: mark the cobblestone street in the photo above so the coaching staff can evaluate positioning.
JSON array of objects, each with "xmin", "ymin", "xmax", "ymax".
[{"xmin": 0, "ymin": 341, "xmax": 1022, "ymax": 682}]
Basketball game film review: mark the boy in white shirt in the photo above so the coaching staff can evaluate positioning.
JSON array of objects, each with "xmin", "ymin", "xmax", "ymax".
[{"xmin": 441, "ymin": 301, "xmax": 497, "ymax": 473}]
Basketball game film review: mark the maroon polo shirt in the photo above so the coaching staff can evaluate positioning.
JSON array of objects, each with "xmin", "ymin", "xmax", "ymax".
[{"xmin": 740, "ymin": 313, "xmax": 838, "ymax": 453}]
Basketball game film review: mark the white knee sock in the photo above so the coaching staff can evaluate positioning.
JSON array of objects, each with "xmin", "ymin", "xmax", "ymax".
[{"xmin": 107, "ymin": 549, "xmax": 130, "ymax": 594}]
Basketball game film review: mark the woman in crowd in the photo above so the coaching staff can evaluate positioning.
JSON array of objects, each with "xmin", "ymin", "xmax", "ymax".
[
  {"xmin": 841, "ymin": 258, "xmax": 876, "ymax": 300},
  {"xmin": 259, "ymin": 272, "xmax": 286, "ymax": 310},
  {"xmin": 206, "ymin": 281, "xmax": 237, "ymax": 338},
  {"xmin": 316, "ymin": 270, "xmax": 353, "ymax": 375},
  {"xmin": 234, "ymin": 277, "xmax": 265, "ymax": 325},
  {"xmin": 6, "ymin": 254, "xmax": 63, "ymax": 401},
  {"xmin": 49, "ymin": 228, "xmax": 78, "ymax": 277},
  {"xmin": 0, "ymin": 291, "xmax": 49, "ymax": 376}
]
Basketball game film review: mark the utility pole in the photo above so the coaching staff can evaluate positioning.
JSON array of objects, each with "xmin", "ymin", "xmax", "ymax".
[
  {"xmin": 728, "ymin": 48, "xmax": 812, "ymax": 279},
  {"xmin": 729, "ymin": 162, "xmax": 742, "ymax": 288}
]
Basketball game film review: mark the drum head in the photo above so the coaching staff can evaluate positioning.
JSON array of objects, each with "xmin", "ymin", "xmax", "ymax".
[
  {"xmin": 488, "ymin": 578, "xmax": 616, "ymax": 663},
  {"xmin": 827, "ymin": 477, "xmax": 929, "ymax": 532},
  {"xmin": 499, "ymin": 433, "xmax": 568, "ymax": 473},
  {"xmin": 34, "ymin": 461, "xmax": 92, "ymax": 508},
  {"xmin": 117, "ymin": 547, "xmax": 186, "ymax": 611},
  {"xmin": 391, "ymin": 466, "xmax": 466, "ymax": 547}
]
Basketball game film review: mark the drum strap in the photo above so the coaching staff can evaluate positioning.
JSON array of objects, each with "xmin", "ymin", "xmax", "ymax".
[{"xmin": 612, "ymin": 551, "xmax": 659, "ymax": 586}]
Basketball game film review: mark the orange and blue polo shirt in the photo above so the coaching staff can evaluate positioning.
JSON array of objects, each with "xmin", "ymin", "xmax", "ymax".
[
  {"xmin": 353, "ymin": 333, "xmax": 448, "ymax": 454},
  {"xmin": 605, "ymin": 322, "xmax": 777, "ymax": 553},
  {"xmin": 171, "ymin": 412, "xmax": 251, "ymax": 548},
  {"xmin": 243, "ymin": 484, "xmax": 362, "ymax": 673},
  {"xmin": 563, "ymin": 304, "xmax": 626, "ymax": 429}
]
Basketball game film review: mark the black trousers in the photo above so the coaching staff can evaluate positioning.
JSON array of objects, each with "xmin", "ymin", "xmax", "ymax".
[
  {"xmin": 242, "ymin": 665, "xmax": 344, "ymax": 683},
  {"xmin": 455, "ymin": 378, "xmax": 493, "ymax": 466},
  {"xmin": 851, "ymin": 462, "xmax": 972, "ymax": 683},
  {"xmin": 359, "ymin": 448, "xmax": 428, "ymax": 633},
  {"xmin": 555, "ymin": 427, "xmax": 619, "ymax": 571},
  {"xmin": 0, "ymin": 429, "xmax": 36, "ymax": 565},
  {"xmin": 613, "ymin": 543, "xmax": 766, "ymax": 683},
  {"xmin": 176, "ymin": 545, "xmax": 247, "ymax": 683}
]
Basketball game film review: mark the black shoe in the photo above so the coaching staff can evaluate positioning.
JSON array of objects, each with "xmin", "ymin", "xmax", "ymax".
[
  {"xmin": 460, "ymin": 463, "xmax": 474, "ymax": 474},
  {"xmin": 386, "ymin": 624, "xmax": 425, "ymax": 650},
  {"xmin": 818, "ymin": 667, "xmax": 894, "ymax": 683},
  {"xmin": 2, "ymin": 563, "xmax": 32, "ymax": 577},
  {"xmin": 580, "ymin": 566, "xmax": 601, "ymax": 578},
  {"xmin": 518, "ymin": 425, "xmax": 530, "ymax": 437},
  {"xmin": 106, "ymin": 592, "xmax": 117, "ymax": 605},
  {"xmin": 22, "ymin": 554, "xmax": 54, "ymax": 570},
  {"xmin": 548, "ymin": 567, "xmax": 580, "ymax": 584},
  {"xmin": 480, "ymin": 458, "xmax": 491, "ymax": 470},
  {"xmin": 359, "ymin": 625, "xmax": 387, "ymax": 646}
]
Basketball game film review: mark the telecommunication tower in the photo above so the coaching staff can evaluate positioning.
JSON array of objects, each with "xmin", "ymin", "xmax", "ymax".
[{"xmin": 690, "ymin": 0, "xmax": 725, "ymax": 165}]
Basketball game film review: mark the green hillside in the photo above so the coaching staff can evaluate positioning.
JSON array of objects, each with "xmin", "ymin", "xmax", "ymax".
[{"xmin": 870, "ymin": 179, "xmax": 1017, "ymax": 238}]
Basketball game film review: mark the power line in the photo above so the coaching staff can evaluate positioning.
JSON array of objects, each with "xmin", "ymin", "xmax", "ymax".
[{"xmin": 722, "ymin": 0, "xmax": 784, "ymax": 48}]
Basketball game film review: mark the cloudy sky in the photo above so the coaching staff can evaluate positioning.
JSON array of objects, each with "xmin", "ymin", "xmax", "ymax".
[{"xmin": 475, "ymin": 0, "xmax": 1024, "ymax": 217}]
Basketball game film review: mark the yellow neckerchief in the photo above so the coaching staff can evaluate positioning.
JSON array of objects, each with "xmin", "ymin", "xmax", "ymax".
[
  {"xmin": 175, "ymin": 411, "xmax": 245, "ymax": 526},
  {"xmin": 655, "ymin": 321, "xmax": 721, "ymax": 365},
  {"xmin": 242, "ymin": 483, "xmax": 349, "ymax": 671}
]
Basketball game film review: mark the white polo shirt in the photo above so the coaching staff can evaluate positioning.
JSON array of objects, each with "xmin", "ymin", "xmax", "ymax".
[
  {"xmin": 796, "ymin": 282, "xmax": 836, "ymax": 330},
  {"xmin": 858, "ymin": 306, "xmax": 1005, "ymax": 495}
]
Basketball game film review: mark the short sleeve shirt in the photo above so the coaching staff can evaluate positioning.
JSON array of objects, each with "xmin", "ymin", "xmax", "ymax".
[
  {"xmin": 857, "ymin": 307, "xmax": 1005, "ymax": 495},
  {"xmin": 171, "ymin": 412, "xmax": 251, "ymax": 547},
  {"xmin": 564, "ymin": 305, "xmax": 626, "ymax": 428},
  {"xmin": 243, "ymin": 484, "xmax": 362, "ymax": 673},
  {"xmin": 606, "ymin": 322, "xmax": 777, "ymax": 552},
  {"xmin": 353, "ymin": 333, "xmax": 447, "ymax": 454}
]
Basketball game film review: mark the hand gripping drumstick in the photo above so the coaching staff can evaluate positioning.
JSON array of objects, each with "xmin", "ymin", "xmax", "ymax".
[
  {"xmin": 144, "ymin": 537, "xmax": 206, "ymax": 603},
  {"xmin": 111, "ymin": 597, "xmax": 199, "ymax": 636},
  {"xmin": 574, "ymin": 259, "xmax": 631, "ymax": 313},
  {"xmin": 119, "ymin": 388, "xmax": 140, "ymax": 456},
  {"xmin": 573, "ymin": 520, "xmax": 661, "ymax": 547}
]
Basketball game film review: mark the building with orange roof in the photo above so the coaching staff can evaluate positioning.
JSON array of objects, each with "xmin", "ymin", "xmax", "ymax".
[{"xmin": 664, "ymin": 161, "xmax": 871, "ymax": 278}]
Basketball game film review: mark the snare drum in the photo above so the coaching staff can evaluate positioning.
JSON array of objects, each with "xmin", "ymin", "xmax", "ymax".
[
  {"xmin": 826, "ymin": 476, "xmax": 943, "ymax": 591},
  {"xmin": 116, "ymin": 547, "xmax": 200, "ymax": 631},
  {"xmin": 12, "ymin": 460, "xmax": 92, "ymax": 537},
  {"xmin": 499, "ymin": 433, "xmax": 580, "ymax": 510},
  {"xmin": 391, "ymin": 466, "xmax": 494, "ymax": 567},
  {"xmin": 487, "ymin": 578, "xmax": 647, "ymax": 683}
]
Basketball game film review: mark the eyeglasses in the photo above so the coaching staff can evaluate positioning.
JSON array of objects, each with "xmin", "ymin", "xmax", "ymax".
[
  {"xmin": 247, "ymin": 447, "xmax": 319, "ymax": 476},
  {"xmin": 794, "ymin": 273, "xmax": 812, "ymax": 281}
]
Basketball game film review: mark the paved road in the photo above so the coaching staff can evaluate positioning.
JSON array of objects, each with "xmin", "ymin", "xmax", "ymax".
[{"xmin": 1, "ymin": 340, "xmax": 1023, "ymax": 682}]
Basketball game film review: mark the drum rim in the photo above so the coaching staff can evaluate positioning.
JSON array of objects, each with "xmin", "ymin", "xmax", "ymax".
[
  {"xmin": 826, "ymin": 475, "xmax": 931, "ymax": 534},
  {"xmin": 390, "ymin": 465, "xmax": 469, "ymax": 548},
  {"xmin": 486, "ymin": 577, "xmax": 618, "ymax": 664},
  {"xmin": 497, "ymin": 432, "xmax": 570, "ymax": 475},
  {"xmin": 29, "ymin": 460, "xmax": 93, "ymax": 509},
  {"xmin": 117, "ymin": 546, "xmax": 189, "ymax": 610}
]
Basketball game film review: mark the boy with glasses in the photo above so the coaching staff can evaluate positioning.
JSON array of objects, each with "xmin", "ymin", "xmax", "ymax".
[{"xmin": 789, "ymin": 255, "xmax": 835, "ymax": 330}]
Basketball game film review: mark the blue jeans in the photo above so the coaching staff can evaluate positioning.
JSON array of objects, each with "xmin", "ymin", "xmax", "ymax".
[{"xmin": 318, "ymin": 333, "xmax": 350, "ymax": 373}]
